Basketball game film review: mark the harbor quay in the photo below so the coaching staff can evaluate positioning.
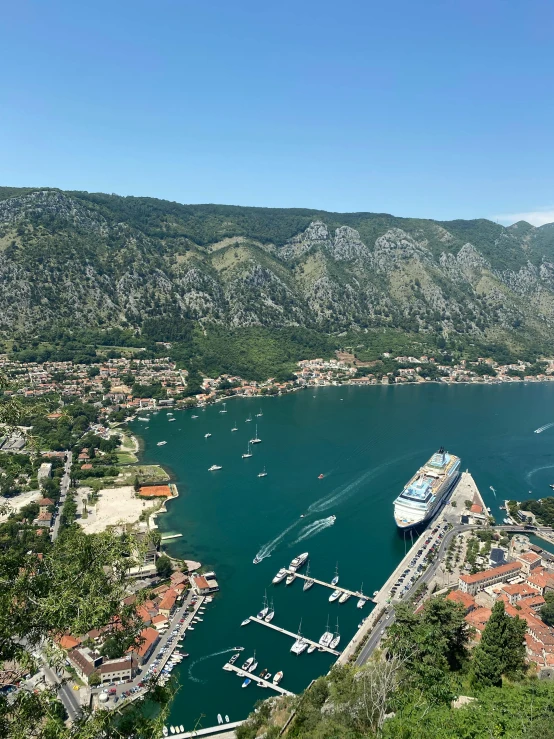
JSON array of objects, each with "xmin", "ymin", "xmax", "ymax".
[{"xmin": 339, "ymin": 471, "xmax": 485, "ymax": 665}]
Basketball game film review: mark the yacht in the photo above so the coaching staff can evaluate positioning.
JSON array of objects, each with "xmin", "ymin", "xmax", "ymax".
[
  {"xmin": 330, "ymin": 619, "xmax": 340, "ymax": 650},
  {"xmin": 219, "ymin": 403, "xmax": 227, "ymax": 414},
  {"xmin": 138, "ymin": 416, "xmax": 149, "ymax": 421},
  {"xmin": 242, "ymin": 442, "xmax": 253, "ymax": 459},
  {"xmin": 167, "ymin": 412, "xmax": 173, "ymax": 416},
  {"xmin": 289, "ymin": 552, "xmax": 309, "ymax": 571},
  {"xmin": 256, "ymin": 592, "xmax": 269, "ymax": 620},
  {"xmin": 303, "ymin": 563, "xmax": 314, "ymax": 591},
  {"xmin": 157, "ymin": 441, "xmax": 167, "ymax": 446},
  {"xmin": 264, "ymin": 599, "xmax": 275, "ymax": 622},
  {"xmin": 331, "ymin": 563, "xmax": 339, "ymax": 586},
  {"xmin": 250, "ymin": 425, "xmax": 262, "ymax": 444},
  {"xmin": 338, "ymin": 592, "xmax": 350, "ymax": 604},
  {"xmin": 291, "ymin": 621, "xmax": 308, "ymax": 655},
  {"xmin": 256, "ymin": 408, "xmax": 263, "ymax": 417},
  {"xmin": 242, "ymin": 678, "xmax": 251, "ymax": 688},
  {"xmin": 180, "ymin": 726, "xmax": 184, "ymax": 733},
  {"xmin": 253, "ymin": 554, "xmax": 263, "ymax": 564},
  {"xmin": 169, "ymin": 418, "xmax": 176, "ymax": 422},
  {"xmin": 204, "ymin": 433, "xmax": 212, "ymax": 438},
  {"xmin": 258, "ymin": 467, "xmax": 268, "ymax": 478},
  {"xmin": 241, "ymin": 654, "xmax": 255, "ymax": 671},
  {"xmin": 329, "ymin": 589, "xmax": 341, "ymax": 602},
  {"xmin": 319, "ymin": 617, "xmax": 333, "ymax": 647},
  {"xmin": 285, "ymin": 572, "xmax": 296, "ymax": 585},
  {"xmin": 273, "ymin": 671, "xmax": 283, "ymax": 685},
  {"xmin": 272, "ymin": 568, "xmax": 287, "ymax": 584},
  {"xmin": 208, "ymin": 464, "xmax": 222, "ymax": 471},
  {"xmin": 170, "ymin": 728, "xmax": 175, "ymax": 735},
  {"xmin": 241, "ymin": 618, "xmax": 251, "ymax": 626}
]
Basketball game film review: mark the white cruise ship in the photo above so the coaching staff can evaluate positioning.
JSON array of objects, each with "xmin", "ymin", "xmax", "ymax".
[{"xmin": 393, "ymin": 447, "xmax": 461, "ymax": 531}]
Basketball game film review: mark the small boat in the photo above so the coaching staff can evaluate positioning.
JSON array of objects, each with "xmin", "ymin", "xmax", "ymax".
[
  {"xmin": 242, "ymin": 442, "xmax": 253, "ymax": 459},
  {"xmin": 319, "ymin": 616, "xmax": 333, "ymax": 647},
  {"xmin": 170, "ymin": 728, "xmax": 175, "ymax": 735},
  {"xmin": 138, "ymin": 416, "xmax": 149, "ymax": 421},
  {"xmin": 272, "ymin": 568, "xmax": 287, "ymax": 584},
  {"xmin": 231, "ymin": 422, "xmax": 238, "ymax": 432},
  {"xmin": 318, "ymin": 474, "xmax": 324, "ymax": 480},
  {"xmin": 217, "ymin": 714, "xmax": 223, "ymax": 725},
  {"xmin": 331, "ymin": 563, "xmax": 339, "ymax": 586},
  {"xmin": 257, "ymin": 592, "xmax": 269, "ymax": 620},
  {"xmin": 258, "ymin": 467, "xmax": 268, "ymax": 478},
  {"xmin": 157, "ymin": 441, "xmax": 167, "ymax": 446},
  {"xmin": 245, "ymin": 415, "xmax": 252, "ymax": 423},
  {"xmin": 289, "ymin": 552, "xmax": 309, "ymax": 571},
  {"xmin": 373, "ymin": 590, "xmax": 379, "ymax": 597},
  {"xmin": 253, "ymin": 554, "xmax": 263, "ymax": 564},
  {"xmin": 188, "ymin": 626, "xmax": 194, "ymax": 630},
  {"xmin": 339, "ymin": 592, "xmax": 351, "ymax": 604},
  {"xmin": 250, "ymin": 424, "xmax": 262, "ymax": 444},
  {"xmin": 232, "ymin": 646, "xmax": 245, "ymax": 651},
  {"xmin": 208, "ymin": 464, "xmax": 222, "ymax": 471},
  {"xmin": 180, "ymin": 726, "xmax": 184, "ymax": 733},
  {"xmin": 242, "ymin": 678, "xmax": 251, "ymax": 688},
  {"xmin": 256, "ymin": 409, "xmax": 263, "ymax": 417},
  {"xmin": 303, "ymin": 563, "xmax": 314, "ymax": 591},
  {"xmin": 242, "ymin": 655, "xmax": 255, "ymax": 671},
  {"xmin": 286, "ymin": 572, "xmax": 296, "ymax": 585},
  {"xmin": 259, "ymin": 668, "xmax": 268, "ymax": 678},
  {"xmin": 163, "ymin": 727, "xmax": 168, "ymax": 737},
  {"xmin": 204, "ymin": 433, "xmax": 212, "ymax": 438},
  {"xmin": 291, "ymin": 620, "xmax": 308, "ymax": 655},
  {"xmin": 329, "ymin": 589, "xmax": 341, "ymax": 602},
  {"xmin": 241, "ymin": 618, "xmax": 250, "ymax": 626},
  {"xmin": 169, "ymin": 418, "xmax": 176, "ymax": 422},
  {"xmin": 191, "ymin": 415, "xmax": 198, "ymax": 419},
  {"xmin": 264, "ymin": 599, "xmax": 275, "ymax": 622},
  {"xmin": 219, "ymin": 403, "xmax": 227, "ymax": 414},
  {"xmin": 330, "ymin": 619, "xmax": 340, "ymax": 649},
  {"xmin": 307, "ymin": 644, "xmax": 317, "ymax": 653},
  {"xmin": 357, "ymin": 583, "xmax": 366, "ymax": 608},
  {"xmin": 225, "ymin": 716, "xmax": 230, "ymax": 723},
  {"xmin": 273, "ymin": 671, "xmax": 283, "ymax": 685},
  {"xmin": 229, "ymin": 654, "xmax": 239, "ymax": 664}
]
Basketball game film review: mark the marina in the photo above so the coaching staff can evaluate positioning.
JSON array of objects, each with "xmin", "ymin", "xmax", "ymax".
[
  {"xmin": 283, "ymin": 570, "xmax": 372, "ymax": 604},
  {"xmin": 248, "ymin": 616, "xmax": 341, "ymax": 656},
  {"xmin": 223, "ymin": 663, "xmax": 295, "ymax": 695}
]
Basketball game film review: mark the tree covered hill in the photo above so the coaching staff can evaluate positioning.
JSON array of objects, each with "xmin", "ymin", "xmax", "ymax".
[{"xmin": 2, "ymin": 186, "xmax": 554, "ymax": 361}]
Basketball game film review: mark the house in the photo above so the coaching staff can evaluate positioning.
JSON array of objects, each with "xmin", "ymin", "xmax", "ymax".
[
  {"xmin": 190, "ymin": 575, "xmax": 219, "ymax": 595},
  {"xmin": 459, "ymin": 561, "xmax": 522, "ymax": 595},
  {"xmin": 151, "ymin": 614, "xmax": 168, "ymax": 631},
  {"xmin": 37, "ymin": 498, "xmax": 54, "ymax": 515},
  {"xmin": 56, "ymin": 634, "xmax": 81, "ymax": 651},
  {"xmin": 446, "ymin": 590, "xmax": 476, "ymax": 613},
  {"xmin": 158, "ymin": 590, "xmax": 177, "ymax": 618},
  {"xmin": 515, "ymin": 551, "xmax": 542, "ymax": 574},
  {"xmin": 129, "ymin": 627, "xmax": 160, "ymax": 665},
  {"xmin": 99, "ymin": 655, "xmax": 137, "ymax": 684},
  {"xmin": 170, "ymin": 571, "xmax": 188, "ymax": 587},
  {"xmin": 35, "ymin": 511, "xmax": 52, "ymax": 528},
  {"xmin": 67, "ymin": 648, "xmax": 103, "ymax": 683},
  {"xmin": 37, "ymin": 463, "xmax": 52, "ymax": 485}
]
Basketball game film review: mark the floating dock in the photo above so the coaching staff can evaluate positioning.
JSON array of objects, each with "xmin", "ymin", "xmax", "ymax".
[
  {"xmin": 223, "ymin": 662, "xmax": 295, "ymax": 695},
  {"xmin": 161, "ymin": 533, "xmax": 183, "ymax": 541},
  {"xmin": 169, "ymin": 721, "xmax": 243, "ymax": 738},
  {"xmin": 249, "ymin": 616, "xmax": 341, "ymax": 656},
  {"xmin": 285, "ymin": 571, "xmax": 372, "ymax": 604}
]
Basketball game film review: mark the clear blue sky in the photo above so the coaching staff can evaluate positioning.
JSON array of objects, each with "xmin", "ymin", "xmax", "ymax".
[{"xmin": 2, "ymin": 0, "xmax": 553, "ymax": 224}]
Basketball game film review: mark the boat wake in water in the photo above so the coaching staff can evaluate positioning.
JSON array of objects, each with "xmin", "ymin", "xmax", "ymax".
[
  {"xmin": 254, "ymin": 521, "xmax": 299, "ymax": 562},
  {"xmin": 526, "ymin": 464, "xmax": 554, "ymax": 482},
  {"xmin": 187, "ymin": 648, "xmax": 238, "ymax": 684},
  {"xmin": 292, "ymin": 516, "xmax": 336, "ymax": 544},
  {"xmin": 535, "ymin": 422, "xmax": 554, "ymax": 434}
]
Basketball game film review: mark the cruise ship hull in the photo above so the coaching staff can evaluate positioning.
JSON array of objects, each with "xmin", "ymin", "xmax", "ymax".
[{"xmin": 393, "ymin": 449, "xmax": 461, "ymax": 532}]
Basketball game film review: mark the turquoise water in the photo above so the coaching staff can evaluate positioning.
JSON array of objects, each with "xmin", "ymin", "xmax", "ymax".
[{"xmin": 129, "ymin": 383, "xmax": 554, "ymax": 730}]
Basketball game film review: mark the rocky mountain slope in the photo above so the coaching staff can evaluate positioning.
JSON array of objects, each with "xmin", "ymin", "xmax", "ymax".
[{"xmin": 1, "ymin": 187, "xmax": 554, "ymax": 350}]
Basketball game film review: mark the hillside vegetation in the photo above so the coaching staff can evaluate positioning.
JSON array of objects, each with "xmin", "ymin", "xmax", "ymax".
[{"xmin": 2, "ymin": 187, "xmax": 554, "ymax": 375}]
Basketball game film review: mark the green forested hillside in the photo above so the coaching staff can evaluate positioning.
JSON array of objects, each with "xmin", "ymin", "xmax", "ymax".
[{"xmin": 2, "ymin": 186, "xmax": 554, "ymax": 376}]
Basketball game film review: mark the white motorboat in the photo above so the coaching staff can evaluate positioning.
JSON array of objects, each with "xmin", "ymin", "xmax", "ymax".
[
  {"xmin": 250, "ymin": 424, "xmax": 262, "ymax": 444},
  {"xmin": 157, "ymin": 441, "xmax": 167, "ymax": 446},
  {"xmin": 273, "ymin": 671, "xmax": 283, "ymax": 685},
  {"xmin": 241, "ymin": 618, "xmax": 250, "ymax": 626},
  {"xmin": 285, "ymin": 572, "xmax": 296, "ymax": 585},
  {"xmin": 258, "ymin": 467, "xmax": 268, "ymax": 478},
  {"xmin": 357, "ymin": 583, "xmax": 366, "ymax": 608},
  {"xmin": 241, "ymin": 655, "xmax": 255, "ymax": 671},
  {"xmin": 307, "ymin": 644, "xmax": 316, "ymax": 653},
  {"xmin": 163, "ymin": 727, "xmax": 168, "ymax": 737},
  {"xmin": 191, "ymin": 415, "xmax": 198, "ymax": 418},
  {"xmin": 225, "ymin": 716, "xmax": 230, "ymax": 723},
  {"xmin": 180, "ymin": 726, "xmax": 184, "ymax": 733},
  {"xmin": 170, "ymin": 728, "xmax": 175, "ymax": 735},
  {"xmin": 329, "ymin": 589, "xmax": 341, "ymax": 602},
  {"xmin": 169, "ymin": 418, "xmax": 176, "ymax": 422},
  {"xmin": 138, "ymin": 416, "xmax": 149, "ymax": 421},
  {"xmin": 331, "ymin": 563, "xmax": 339, "ymax": 586},
  {"xmin": 253, "ymin": 554, "xmax": 263, "ymax": 564},
  {"xmin": 264, "ymin": 599, "xmax": 275, "ymax": 622},
  {"xmin": 291, "ymin": 620, "xmax": 308, "ymax": 655},
  {"xmin": 339, "ymin": 592, "xmax": 350, "ymax": 604},
  {"xmin": 217, "ymin": 714, "xmax": 223, "ymax": 725},
  {"xmin": 204, "ymin": 433, "xmax": 212, "ymax": 438},
  {"xmin": 289, "ymin": 552, "xmax": 309, "ymax": 571},
  {"xmin": 272, "ymin": 568, "xmax": 287, "ymax": 584},
  {"xmin": 303, "ymin": 563, "xmax": 314, "ymax": 591},
  {"xmin": 256, "ymin": 592, "xmax": 269, "ymax": 620},
  {"xmin": 208, "ymin": 464, "xmax": 222, "ymax": 471},
  {"xmin": 242, "ymin": 442, "xmax": 253, "ymax": 458}
]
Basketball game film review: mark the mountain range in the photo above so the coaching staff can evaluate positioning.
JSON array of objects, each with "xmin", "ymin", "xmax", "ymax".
[{"xmin": 1, "ymin": 187, "xmax": 554, "ymax": 356}]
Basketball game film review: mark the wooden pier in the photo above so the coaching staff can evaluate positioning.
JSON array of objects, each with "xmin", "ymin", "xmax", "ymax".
[
  {"xmin": 285, "ymin": 571, "xmax": 373, "ymax": 604},
  {"xmin": 223, "ymin": 662, "xmax": 295, "ymax": 695},
  {"xmin": 249, "ymin": 616, "xmax": 341, "ymax": 656}
]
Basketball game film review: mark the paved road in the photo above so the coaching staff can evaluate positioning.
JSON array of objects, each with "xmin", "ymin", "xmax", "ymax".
[
  {"xmin": 51, "ymin": 451, "xmax": 72, "ymax": 542},
  {"xmin": 42, "ymin": 660, "xmax": 82, "ymax": 721}
]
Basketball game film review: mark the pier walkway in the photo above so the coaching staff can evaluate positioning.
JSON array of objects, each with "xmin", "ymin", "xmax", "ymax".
[
  {"xmin": 223, "ymin": 663, "xmax": 295, "ymax": 695},
  {"xmin": 249, "ymin": 616, "xmax": 340, "ymax": 656},
  {"xmin": 171, "ymin": 721, "xmax": 243, "ymax": 738},
  {"xmin": 286, "ymin": 571, "xmax": 371, "ymax": 604}
]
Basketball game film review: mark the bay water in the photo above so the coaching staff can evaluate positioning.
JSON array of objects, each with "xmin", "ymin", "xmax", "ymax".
[{"xmin": 129, "ymin": 382, "xmax": 554, "ymax": 729}]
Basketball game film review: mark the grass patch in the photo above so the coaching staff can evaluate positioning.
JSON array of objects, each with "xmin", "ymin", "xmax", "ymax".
[{"xmin": 117, "ymin": 452, "xmax": 138, "ymax": 465}]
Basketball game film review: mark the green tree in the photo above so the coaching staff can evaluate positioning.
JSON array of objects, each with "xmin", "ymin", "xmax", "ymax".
[
  {"xmin": 471, "ymin": 600, "xmax": 526, "ymax": 687},
  {"xmin": 541, "ymin": 592, "xmax": 554, "ymax": 626},
  {"xmin": 156, "ymin": 554, "xmax": 173, "ymax": 579},
  {"xmin": 88, "ymin": 672, "xmax": 101, "ymax": 687}
]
